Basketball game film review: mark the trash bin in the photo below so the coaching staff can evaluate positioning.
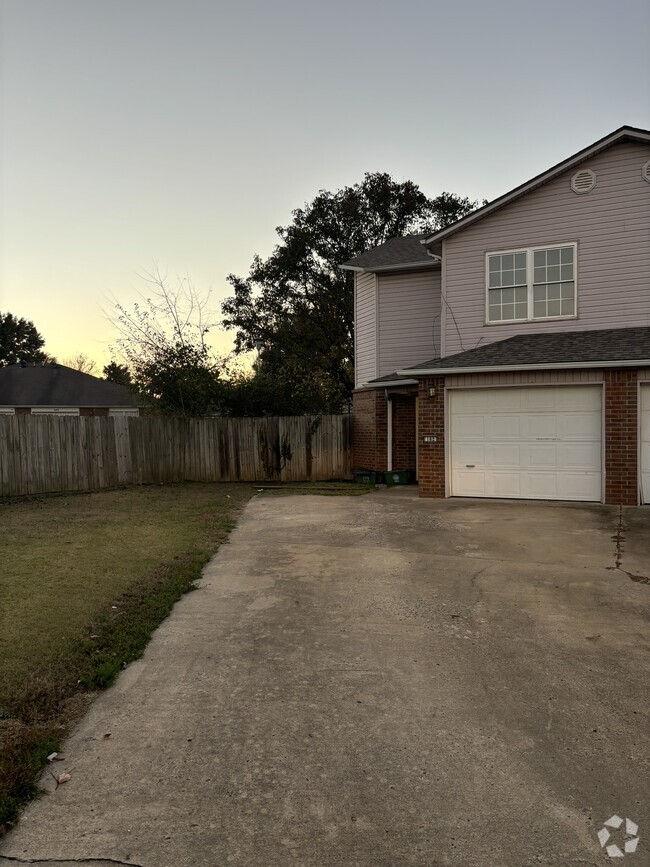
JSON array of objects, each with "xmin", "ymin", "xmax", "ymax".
[
  {"xmin": 384, "ymin": 469, "xmax": 412, "ymax": 486},
  {"xmin": 353, "ymin": 469, "xmax": 382, "ymax": 485}
]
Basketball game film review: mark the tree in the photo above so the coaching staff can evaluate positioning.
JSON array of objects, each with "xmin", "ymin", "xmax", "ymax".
[
  {"xmin": 222, "ymin": 173, "xmax": 481, "ymax": 411},
  {"xmin": 0, "ymin": 312, "xmax": 48, "ymax": 366},
  {"xmin": 108, "ymin": 266, "xmax": 226, "ymax": 416},
  {"xmin": 63, "ymin": 353, "xmax": 98, "ymax": 375},
  {"xmin": 103, "ymin": 362, "xmax": 132, "ymax": 387}
]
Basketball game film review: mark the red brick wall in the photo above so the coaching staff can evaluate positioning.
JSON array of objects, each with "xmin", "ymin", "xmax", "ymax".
[
  {"xmin": 604, "ymin": 369, "xmax": 638, "ymax": 505},
  {"xmin": 80, "ymin": 408, "xmax": 110, "ymax": 416},
  {"xmin": 352, "ymin": 388, "xmax": 387, "ymax": 472},
  {"xmin": 417, "ymin": 377, "xmax": 446, "ymax": 497},
  {"xmin": 391, "ymin": 395, "xmax": 416, "ymax": 471},
  {"xmin": 352, "ymin": 388, "xmax": 417, "ymax": 473}
]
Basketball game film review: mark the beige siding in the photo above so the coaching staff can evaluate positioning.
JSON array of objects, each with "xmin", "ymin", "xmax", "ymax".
[
  {"xmin": 443, "ymin": 142, "xmax": 650, "ymax": 356},
  {"xmin": 445, "ymin": 369, "xmax": 604, "ymax": 388},
  {"xmin": 355, "ymin": 272, "xmax": 377, "ymax": 387},
  {"xmin": 377, "ymin": 269, "xmax": 441, "ymax": 376}
]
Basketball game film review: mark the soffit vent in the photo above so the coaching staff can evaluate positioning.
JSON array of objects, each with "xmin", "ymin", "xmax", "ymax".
[
  {"xmin": 571, "ymin": 169, "xmax": 596, "ymax": 194},
  {"xmin": 642, "ymin": 160, "xmax": 650, "ymax": 184}
]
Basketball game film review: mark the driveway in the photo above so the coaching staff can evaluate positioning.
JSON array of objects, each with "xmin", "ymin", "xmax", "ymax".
[{"xmin": 1, "ymin": 490, "xmax": 648, "ymax": 867}]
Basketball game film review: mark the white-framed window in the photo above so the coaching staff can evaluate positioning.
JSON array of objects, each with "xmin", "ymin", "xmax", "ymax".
[
  {"xmin": 486, "ymin": 243, "xmax": 576, "ymax": 324},
  {"xmin": 31, "ymin": 407, "xmax": 80, "ymax": 416},
  {"xmin": 108, "ymin": 408, "xmax": 139, "ymax": 417}
]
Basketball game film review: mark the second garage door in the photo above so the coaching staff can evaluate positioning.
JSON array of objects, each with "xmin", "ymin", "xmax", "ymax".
[{"xmin": 449, "ymin": 385, "xmax": 602, "ymax": 502}]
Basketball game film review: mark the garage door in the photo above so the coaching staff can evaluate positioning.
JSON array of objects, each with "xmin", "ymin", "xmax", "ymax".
[
  {"xmin": 449, "ymin": 385, "xmax": 602, "ymax": 501},
  {"xmin": 641, "ymin": 385, "xmax": 650, "ymax": 504}
]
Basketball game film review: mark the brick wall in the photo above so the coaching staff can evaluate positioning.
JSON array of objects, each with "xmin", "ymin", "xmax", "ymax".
[
  {"xmin": 417, "ymin": 377, "xmax": 446, "ymax": 498},
  {"xmin": 604, "ymin": 369, "xmax": 638, "ymax": 505},
  {"xmin": 352, "ymin": 388, "xmax": 387, "ymax": 472},
  {"xmin": 391, "ymin": 395, "xmax": 416, "ymax": 471},
  {"xmin": 352, "ymin": 388, "xmax": 417, "ymax": 473}
]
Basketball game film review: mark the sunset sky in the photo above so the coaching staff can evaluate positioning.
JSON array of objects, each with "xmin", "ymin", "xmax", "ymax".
[{"xmin": 1, "ymin": 0, "xmax": 649, "ymax": 369}]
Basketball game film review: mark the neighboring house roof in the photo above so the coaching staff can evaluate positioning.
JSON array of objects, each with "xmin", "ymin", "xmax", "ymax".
[
  {"xmin": 0, "ymin": 364, "xmax": 142, "ymax": 407},
  {"xmin": 341, "ymin": 235, "xmax": 441, "ymax": 272},
  {"xmin": 399, "ymin": 327, "xmax": 650, "ymax": 375},
  {"xmin": 422, "ymin": 125, "xmax": 650, "ymax": 246}
]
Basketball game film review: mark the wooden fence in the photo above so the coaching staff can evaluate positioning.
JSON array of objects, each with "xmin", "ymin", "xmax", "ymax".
[{"xmin": 0, "ymin": 414, "xmax": 352, "ymax": 497}]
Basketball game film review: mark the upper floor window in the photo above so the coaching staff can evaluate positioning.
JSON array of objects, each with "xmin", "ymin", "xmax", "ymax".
[{"xmin": 486, "ymin": 244, "xmax": 576, "ymax": 323}]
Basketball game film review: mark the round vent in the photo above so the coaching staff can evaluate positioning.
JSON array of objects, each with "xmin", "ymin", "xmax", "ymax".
[
  {"xmin": 642, "ymin": 160, "xmax": 650, "ymax": 184},
  {"xmin": 571, "ymin": 169, "xmax": 596, "ymax": 194}
]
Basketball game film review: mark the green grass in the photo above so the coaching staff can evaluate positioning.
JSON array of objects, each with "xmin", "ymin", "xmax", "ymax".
[{"xmin": 0, "ymin": 482, "xmax": 253, "ymax": 831}]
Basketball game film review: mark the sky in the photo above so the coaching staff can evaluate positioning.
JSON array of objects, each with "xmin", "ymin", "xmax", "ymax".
[{"xmin": 1, "ymin": 0, "xmax": 649, "ymax": 369}]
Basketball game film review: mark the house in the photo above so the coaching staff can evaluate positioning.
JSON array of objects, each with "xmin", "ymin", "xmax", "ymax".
[
  {"xmin": 0, "ymin": 363, "xmax": 144, "ymax": 416},
  {"xmin": 343, "ymin": 125, "xmax": 650, "ymax": 506}
]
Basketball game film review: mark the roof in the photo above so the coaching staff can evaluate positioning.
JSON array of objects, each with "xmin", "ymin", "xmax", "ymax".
[
  {"xmin": 0, "ymin": 364, "xmax": 143, "ymax": 407},
  {"xmin": 399, "ymin": 327, "xmax": 650, "ymax": 375},
  {"xmin": 422, "ymin": 125, "xmax": 650, "ymax": 246},
  {"xmin": 341, "ymin": 235, "xmax": 440, "ymax": 272},
  {"xmin": 361, "ymin": 371, "xmax": 420, "ymax": 388}
]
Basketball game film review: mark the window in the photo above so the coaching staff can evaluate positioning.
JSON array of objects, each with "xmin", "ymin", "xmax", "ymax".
[{"xmin": 486, "ymin": 244, "xmax": 576, "ymax": 323}]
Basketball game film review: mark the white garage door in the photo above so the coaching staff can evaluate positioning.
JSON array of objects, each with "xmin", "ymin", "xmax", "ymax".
[
  {"xmin": 641, "ymin": 385, "xmax": 650, "ymax": 504},
  {"xmin": 449, "ymin": 385, "xmax": 602, "ymax": 502}
]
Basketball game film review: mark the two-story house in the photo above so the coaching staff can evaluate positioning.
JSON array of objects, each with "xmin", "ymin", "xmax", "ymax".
[{"xmin": 343, "ymin": 125, "xmax": 650, "ymax": 505}]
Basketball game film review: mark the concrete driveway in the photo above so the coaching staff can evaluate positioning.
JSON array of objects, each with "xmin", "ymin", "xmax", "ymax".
[{"xmin": 1, "ymin": 490, "xmax": 648, "ymax": 867}]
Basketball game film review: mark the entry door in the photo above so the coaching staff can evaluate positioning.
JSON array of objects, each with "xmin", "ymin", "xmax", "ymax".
[
  {"xmin": 449, "ymin": 385, "xmax": 602, "ymax": 502},
  {"xmin": 641, "ymin": 385, "xmax": 650, "ymax": 504}
]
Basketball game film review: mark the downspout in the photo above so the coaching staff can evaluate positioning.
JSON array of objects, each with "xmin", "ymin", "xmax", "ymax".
[{"xmin": 385, "ymin": 390, "xmax": 393, "ymax": 472}]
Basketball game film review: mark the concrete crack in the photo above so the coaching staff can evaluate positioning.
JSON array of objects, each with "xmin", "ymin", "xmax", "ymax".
[
  {"xmin": 612, "ymin": 505, "xmax": 625, "ymax": 570},
  {"xmin": 0, "ymin": 857, "xmax": 143, "ymax": 867},
  {"xmin": 610, "ymin": 506, "xmax": 650, "ymax": 585}
]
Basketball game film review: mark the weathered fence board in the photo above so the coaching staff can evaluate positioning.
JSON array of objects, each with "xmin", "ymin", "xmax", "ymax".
[{"xmin": 0, "ymin": 414, "xmax": 352, "ymax": 497}]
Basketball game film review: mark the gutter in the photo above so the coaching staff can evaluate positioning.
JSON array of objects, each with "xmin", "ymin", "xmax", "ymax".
[
  {"xmin": 340, "ymin": 259, "xmax": 441, "ymax": 274},
  {"xmin": 397, "ymin": 359, "xmax": 650, "ymax": 376}
]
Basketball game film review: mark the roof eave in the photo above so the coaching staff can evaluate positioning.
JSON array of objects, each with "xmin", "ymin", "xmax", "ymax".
[
  {"xmin": 359, "ymin": 378, "xmax": 419, "ymax": 389},
  {"xmin": 421, "ymin": 126, "xmax": 650, "ymax": 246},
  {"xmin": 341, "ymin": 259, "xmax": 440, "ymax": 274},
  {"xmin": 397, "ymin": 358, "xmax": 650, "ymax": 376}
]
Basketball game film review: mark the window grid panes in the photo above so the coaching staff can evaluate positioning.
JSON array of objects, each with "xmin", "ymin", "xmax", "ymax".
[
  {"xmin": 531, "ymin": 246, "xmax": 575, "ymax": 318},
  {"xmin": 487, "ymin": 251, "xmax": 527, "ymax": 321},
  {"xmin": 487, "ymin": 245, "xmax": 576, "ymax": 323}
]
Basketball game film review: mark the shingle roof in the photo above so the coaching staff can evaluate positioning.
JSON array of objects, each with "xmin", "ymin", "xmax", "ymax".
[
  {"xmin": 0, "ymin": 364, "xmax": 143, "ymax": 407},
  {"xmin": 400, "ymin": 327, "xmax": 650, "ymax": 374},
  {"xmin": 364, "ymin": 371, "xmax": 421, "ymax": 386},
  {"xmin": 341, "ymin": 235, "xmax": 440, "ymax": 271}
]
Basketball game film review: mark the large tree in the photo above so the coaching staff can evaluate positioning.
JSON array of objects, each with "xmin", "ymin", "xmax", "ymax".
[
  {"xmin": 0, "ymin": 312, "xmax": 48, "ymax": 366},
  {"xmin": 222, "ymin": 173, "xmax": 480, "ymax": 411}
]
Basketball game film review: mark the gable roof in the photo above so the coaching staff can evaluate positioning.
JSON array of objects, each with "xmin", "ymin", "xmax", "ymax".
[
  {"xmin": 399, "ymin": 327, "xmax": 650, "ymax": 376},
  {"xmin": 0, "ymin": 364, "xmax": 143, "ymax": 407},
  {"xmin": 422, "ymin": 125, "xmax": 650, "ymax": 247},
  {"xmin": 341, "ymin": 234, "xmax": 440, "ymax": 272}
]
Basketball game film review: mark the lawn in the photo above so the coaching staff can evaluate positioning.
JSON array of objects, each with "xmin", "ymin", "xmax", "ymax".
[{"xmin": 0, "ymin": 482, "xmax": 254, "ymax": 830}]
